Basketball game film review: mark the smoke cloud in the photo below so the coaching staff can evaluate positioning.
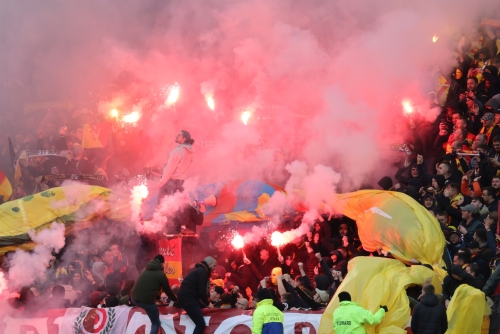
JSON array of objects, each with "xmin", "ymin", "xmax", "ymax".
[
  {"xmin": 7, "ymin": 222, "xmax": 65, "ymax": 288},
  {"xmin": 1, "ymin": 0, "xmax": 498, "ymax": 190}
]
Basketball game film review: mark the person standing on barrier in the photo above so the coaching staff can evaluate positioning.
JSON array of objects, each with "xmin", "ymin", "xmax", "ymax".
[
  {"xmin": 131, "ymin": 254, "xmax": 178, "ymax": 334},
  {"xmin": 156, "ymin": 130, "xmax": 194, "ymax": 203},
  {"xmin": 178, "ymin": 256, "xmax": 217, "ymax": 334},
  {"xmin": 333, "ymin": 291, "xmax": 387, "ymax": 334}
]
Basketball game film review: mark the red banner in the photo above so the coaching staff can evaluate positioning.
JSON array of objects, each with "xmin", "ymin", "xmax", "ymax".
[
  {"xmin": 0, "ymin": 306, "xmax": 323, "ymax": 334},
  {"xmin": 158, "ymin": 238, "xmax": 182, "ymax": 285}
]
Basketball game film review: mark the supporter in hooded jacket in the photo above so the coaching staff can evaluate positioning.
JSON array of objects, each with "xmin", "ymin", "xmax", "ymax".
[{"xmin": 411, "ymin": 284, "xmax": 448, "ymax": 334}]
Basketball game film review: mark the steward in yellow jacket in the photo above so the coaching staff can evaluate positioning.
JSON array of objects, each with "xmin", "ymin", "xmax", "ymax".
[
  {"xmin": 333, "ymin": 292, "xmax": 387, "ymax": 334},
  {"xmin": 252, "ymin": 288, "xmax": 284, "ymax": 334}
]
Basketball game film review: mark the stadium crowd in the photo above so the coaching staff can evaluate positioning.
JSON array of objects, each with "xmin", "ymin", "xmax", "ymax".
[{"xmin": 1, "ymin": 21, "xmax": 500, "ymax": 334}]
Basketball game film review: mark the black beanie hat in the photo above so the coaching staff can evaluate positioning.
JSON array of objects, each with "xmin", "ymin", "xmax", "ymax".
[
  {"xmin": 256, "ymin": 288, "xmax": 272, "ymax": 301},
  {"xmin": 377, "ymin": 176, "xmax": 393, "ymax": 190},
  {"xmin": 154, "ymin": 254, "xmax": 165, "ymax": 264}
]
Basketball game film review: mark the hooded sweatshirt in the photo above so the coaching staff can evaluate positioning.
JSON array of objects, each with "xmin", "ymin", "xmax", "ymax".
[
  {"xmin": 161, "ymin": 144, "xmax": 193, "ymax": 181},
  {"xmin": 131, "ymin": 260, "xmax": 177, "ymax": 304}
]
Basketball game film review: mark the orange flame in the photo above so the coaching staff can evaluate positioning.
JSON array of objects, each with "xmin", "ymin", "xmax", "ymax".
[
  {"xmin": 241, "ymin": 111, "xmax": 252, "ymax": 125},
  {"xmin": 231, "ymin": 234, "xmax": 244, "ymax": 249},
  {"xmin": 110, "ymin": 109, "xmax": 119, "ymax": 118},
  {"xmin": 122, "ymin": 111, "xmax": 141, "ymax": 123},
  {"xmin": 432, "ymin": 35, "xmax": 438, "ymax": 43}
]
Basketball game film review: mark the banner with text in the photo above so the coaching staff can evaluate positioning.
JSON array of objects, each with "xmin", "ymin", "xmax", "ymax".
[
  {"xmin": 158, "ymin": 238, "xmax": 182, "ymax": 285},
  {"xmin": 0, "ymin": 307, "xmax": 323, "ymax": 334}
]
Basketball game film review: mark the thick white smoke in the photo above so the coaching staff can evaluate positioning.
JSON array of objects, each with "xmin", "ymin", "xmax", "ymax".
[{"xmin": 8, "ymin": 222, "xmax": 66, "ymax": 288}]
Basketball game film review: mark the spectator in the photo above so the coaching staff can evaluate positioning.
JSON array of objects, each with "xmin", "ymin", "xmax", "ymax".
[
  {"xmin": 411, "ymin": 283, "xmax": 447, "ymax": 334},
  {"xmin": 131, "ymin": 255, "xmax": 177, "ymax": 334},
  {"xmin": 457, "ymin": 204, "xmax": 483, "ymax": 242},
  {"xmin": 466, "ymin": 263, "xmax": 485, "ymax": 290},
  {"xmin": 442, "ymin": 265, "xmax": 476, "ymax": 308},
  {"xmin": 209, "ymin": 286, "xmax": 224, "ymax": 308},
  {"xmin": 333, "ymin": 291, "xmax": 387, "ymax": 334},
  {"xmin": 235, "ymin": 298, "xmax": 249, "ymax": 310},
  {"xmin": 479, "ymin": 113, "xmax": 500, "ymax": 147},
  {"xmin": 46, "ymin": 285, "xmax": 71, "ymax": 309},
  {"xmin": 177, "ymin": 256, "xmax": 217, "ymax": 334}
]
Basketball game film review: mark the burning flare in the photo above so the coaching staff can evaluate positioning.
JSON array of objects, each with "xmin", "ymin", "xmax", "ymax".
[
  {"xmin": 166, "ymin": 84, "xmax": 180, "ymax": 106},
  {"xmin": 271, "ymin": 231, "xmax": 286, "ymax": 247},
  {"xmin": 206, "ymin": 96, "xmax": 215, "ymax": 110},
  {"xmin": 110, "ymin": 109, "xmax": 119, "ymax": 118},
  {"xmin": 432, "ymin": 35, "xmax": 438, "ymax": 43},
  {"xmin": 231, "ymin": 234, "xmax": 244, "ymax": 249},
  {"xmin": 241, "ymin": 111, "xmax": 252, "ymax": 125},
  {"xmin": 402, "ymin": 100, "xmax": 413, "ymax": 114},
  {"xmin": 122, "ymin": 111, "xmax": 141, "ymax": 123}
]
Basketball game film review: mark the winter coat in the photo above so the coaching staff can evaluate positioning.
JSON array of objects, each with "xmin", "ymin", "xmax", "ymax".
[
  {"xmin": 333, "ymin": 301, "xmax": 386, "ymax": 334},
  {"xmin": 251, "ymin": 299, "xmax": 284, "ymax": 334},
  {"xmin": 442, "ymin": 273, "xmax": 476, "ymax": 301},
  {"xmin": 131, "ymin": 259, "xmax": 177, "ymax": 304},
  {"xmin": 177, "ymin": 261, "xmax": 211, "ymax": 307},
  {"xmin": 411, "ymin": 294, "xmax": 448, "ymax": 334}
]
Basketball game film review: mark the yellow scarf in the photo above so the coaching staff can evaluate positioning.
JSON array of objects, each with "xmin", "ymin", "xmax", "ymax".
[
  {"xmin": 480, "ymin": 125, "xmax": 495, "ymax": 143},
  {"xmin": 450, "ymin": 193, "xmax": 463, "ymax": 209}
]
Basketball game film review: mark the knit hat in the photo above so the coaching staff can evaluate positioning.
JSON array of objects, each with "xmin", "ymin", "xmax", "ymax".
[
  {"xmin": 213, "ymin": 286, "xmax": 225, "ymax": 296},
  {"xmin": 377, "ymin": 176, "xmax": 393, "ymax": 190},
  {"xmin": 482, "ymin": 112, "xmax": 494, "ymax": 121},
  {"xmin": 314, "ymin": 275, "xmax": 330, "ymax": 291},
  {"xmin": 89, "ymin": 291, "xmax": 102, "ymax": 308},
  {"xmin": 315, "ymin": 288, "xmax": 330, "ymax": 303},
  {"xmin": 154, "ymin": 254, "xmax": 165, "ymax": 264},
  {"xmin": 256, "ymin": 288, "xmax": 273, "ymax": 301},
  {"xmin": 450, "ymin": 265, "xmax": 467, "ymax": 279},
  {"xmin": 431, "ymin": 175, "xmax": 445, "ymax": 189},
  {"xmin": 211, "ymin": 279, "xmax": 224, "ymax": 288}
]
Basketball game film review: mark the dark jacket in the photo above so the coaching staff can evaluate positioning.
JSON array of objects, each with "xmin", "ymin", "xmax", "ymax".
[
  {"xmin": 411, "ymin": 294, "xmax": 448, "ymax": 334},
  {"xmin": 177, "ymin": 261, "xmax": 211, "ymax": 307},
  {"xmin": 442, "ymin": 273, "xmax": 476, "ymax": 301},
  {"xmin": 131, "ymin": 259, "xmax": 177, "ymax": 304},
  {"xmin": 229, "ymin": 264, "xmax": 260, "ymax": 295}
]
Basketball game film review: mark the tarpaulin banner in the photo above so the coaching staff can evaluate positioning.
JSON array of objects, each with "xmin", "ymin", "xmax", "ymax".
[
  {"xmin": 319, "ymin": 257, "xmax": 439, "ymax": 334},
  {"xmin": 23, "ymin": 101, "xmax": 74, "ymax": 113},
  {"xmin": 158, "ymin": 238, "xmax": 182, "ymax": 285},
  {"xmin": 0, "ymin": 306, "xmax": 323, "ymax": 334}
]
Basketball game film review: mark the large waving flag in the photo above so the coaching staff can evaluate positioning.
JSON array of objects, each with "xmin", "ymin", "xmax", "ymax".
[
  {"xmin": 82, "ymin": 123, "xmax": 111, "ymax": 148},
  {"xmin": 0, "ymin": 171, "xmax": 12, "ymax": 203},
  {"xmin": 141, "ymin": 180, "xmax": 286, "ymax": 231}
]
